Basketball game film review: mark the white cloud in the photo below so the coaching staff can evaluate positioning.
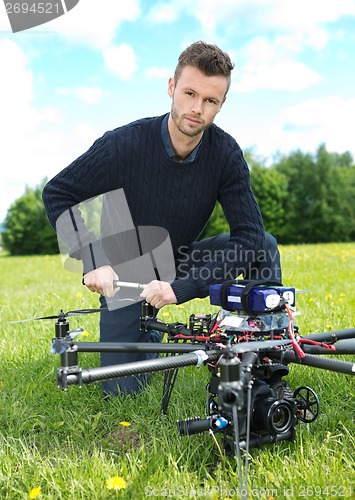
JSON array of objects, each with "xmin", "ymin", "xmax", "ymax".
[
  {"xmin": 234, "ymin": 60, "xmax": 321, "ymax": 92},
  {"xmin": 282, "ymin": 96, "xmax": 355, "ymax": 153},
  {"xmin": 58, "ymin": 86, "xmax": 105, "ymax": 104},
  {"xmin": 147, "ymin": 0, "xmax": 355, "ymax": 47},
  {"xmin": 48, "ymin": 0, "xmax": 141, "ymax": 49},
  {"xmin": 0, "ymin": 39, "xmax": 34, "ymax": 129},
  {"xmin": 144, "ymin": 66, "xmax": 172, "ymax": 79},
  {"xmin": 103, "ymin": 44, "xmax": 138, "ymax": 80},
  {"xmin": 148, "ymin": 2, "xmax": 179, "ymax": 23},
  {"xmin": 274, "ymin": 29, "xmax": 330, "ymax": 53},
  {"xmin": 263, "ymin": 0, "xmax": 355, "ymax": 32},
  {"xmin": 284, "ymin": 96, "xmax": 351, "ymax": 126},
  {"xmin": 232, "ymin": 36, "xmax": 322, "ymax": 92},
  {"xmin": 0, "ymin": 38, "xmax": 101, "ymax": 221},
  {"xmin": 225, "ymin": 95, "xmax": 355, "ymax": 160}
]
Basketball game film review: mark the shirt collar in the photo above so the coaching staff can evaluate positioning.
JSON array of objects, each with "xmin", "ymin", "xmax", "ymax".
[{"xmin": 161, "ymin": 113, "xmax": 201, "ymax": 163}]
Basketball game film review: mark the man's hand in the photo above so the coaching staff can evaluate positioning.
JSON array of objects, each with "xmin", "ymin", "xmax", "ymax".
[
  {"xmin": 140, "ymin": 280, "xmax": 177, "ymax": 309},
  {"xmin": 83, "ymin": 265, "xmax": 119, "ymax": 297}
]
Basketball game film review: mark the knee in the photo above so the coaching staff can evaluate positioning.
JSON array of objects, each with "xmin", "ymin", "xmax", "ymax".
[{"xmin": 264, "ymin": 232, "xmax": 279, "ymax": 253}]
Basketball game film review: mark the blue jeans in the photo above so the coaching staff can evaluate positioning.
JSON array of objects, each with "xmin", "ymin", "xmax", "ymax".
[{"xmin": 100, "ymin": 232, "xmax": 281, "ymax": 396}]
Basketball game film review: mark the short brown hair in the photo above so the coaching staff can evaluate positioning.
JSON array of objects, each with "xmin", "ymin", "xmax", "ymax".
[{"xmin": 174, "ymin": 41, "xmax": 234, "ymax": 93}]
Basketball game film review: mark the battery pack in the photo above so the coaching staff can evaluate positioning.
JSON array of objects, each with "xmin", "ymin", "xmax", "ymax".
[{"xmin": 209, "ymin": 283, "xmax": 295, "ymax": 312}]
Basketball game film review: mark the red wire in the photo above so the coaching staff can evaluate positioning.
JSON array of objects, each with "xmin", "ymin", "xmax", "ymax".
[
  {"xmin": 209, "ymin": 319, "xmax": 221, "ymax": 334},
  {"xmin": 284, "ymin": 303, "xmax": 305, "ymax": 358},
  {"xmin": 299, "ymin": 339, "xmax": 336, "ymax": 351}
]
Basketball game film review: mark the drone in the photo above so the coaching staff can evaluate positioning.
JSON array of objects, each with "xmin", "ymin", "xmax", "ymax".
[{"xmin": 10, "ymin": 279, "xmax": 355, "ymax": 499}]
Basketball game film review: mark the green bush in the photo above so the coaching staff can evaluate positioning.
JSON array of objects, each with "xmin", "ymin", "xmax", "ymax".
[{"xmin": 2, "ymin": 182, "xmax": 59, "ymax": 255}]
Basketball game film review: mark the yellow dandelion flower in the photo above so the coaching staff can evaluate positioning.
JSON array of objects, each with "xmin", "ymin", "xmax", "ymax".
[
  {"xmin": 326, "ymin": 293, "xmax": 333, "ymax": 299},
  {"xmin": 308, "ymin": 297, "xmax": 314, "ymax": 302},
  {"xmin": 337, "ymin": 297, "xmax": 344, "ymax": 303},
  {"xmin": 76, "ymin": 292, "xmax": 83, "ymax": 299},
  {"xmin": 29, "ymin": 487, "xmax": 42, "ymax": 499},
  {"xmin": 82, "ymin": 330, "xmax": 90, "ymax": 337},
  {"xmin": 119, "ymin": 421, "xmax": 131, "ymax": 427},
  {"xmin": 106, "ymin": 476, "xmax": 127, "ymax": 490}
]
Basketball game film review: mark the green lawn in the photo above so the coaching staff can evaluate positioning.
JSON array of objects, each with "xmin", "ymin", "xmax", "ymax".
[{"xmin": 0, "ymin": 243, "xmax": 355, "ymax": 499}]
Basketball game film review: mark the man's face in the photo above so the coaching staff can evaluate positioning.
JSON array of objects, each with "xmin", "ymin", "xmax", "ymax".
[{"xmin": 168, "ymin": 65, "xmax": 228, "ymax": 138}]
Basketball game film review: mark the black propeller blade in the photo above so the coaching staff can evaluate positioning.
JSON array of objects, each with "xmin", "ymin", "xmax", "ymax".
[
  {"xmin": 50, "ymin": 328, "xmax": 84, "ymax": 354},
  {"xmin": 6, "ymin": 308, "xmax": 105, "ymax": 324}
]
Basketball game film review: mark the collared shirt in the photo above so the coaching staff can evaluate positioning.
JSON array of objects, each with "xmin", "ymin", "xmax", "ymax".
[{"xmin": 161, "ymin": 113, "xmax": 202, "ymax": 163}]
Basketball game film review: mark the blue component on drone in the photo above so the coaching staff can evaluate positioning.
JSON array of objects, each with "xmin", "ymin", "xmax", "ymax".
[
  {"xmin": 209, "ymin": 284, "xmax": 296, "ymax": 312},
  {"xmin": 213, "ymin": 417, "xmax": 228, "ymax": 430}
]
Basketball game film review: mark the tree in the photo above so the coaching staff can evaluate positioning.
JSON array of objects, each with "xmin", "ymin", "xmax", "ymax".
[
  {"xmin": 202, "ymin": 145, "xmax": 355, "ymax": 245},
  {"xmin": 2, "ymin": 181, "xmax": 59, "ymax": 255},
  {"xmin": 198, "ymin": 202, "xmax": 228, "ymax": 239},
  {"xmin": 274, "ymin": 144, "xmax": 355, "ymax": 243},
  {"xmin": 250, "ymin": 164, "xmax": 287, "ymax": 238}
]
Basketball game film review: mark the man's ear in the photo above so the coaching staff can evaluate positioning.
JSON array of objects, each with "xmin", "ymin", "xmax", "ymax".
[
  {"xmin": 168, "ymin": 77, "xmax": 175, "ymax": 98},
  {"xmin": 220, "ymin": 95, "xmax": 227, "ymax": 109}
]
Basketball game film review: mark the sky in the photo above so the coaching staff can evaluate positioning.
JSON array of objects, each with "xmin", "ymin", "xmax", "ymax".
[{"xmin": 1, "ymin": 0, "xmax": 355, "ymax": 222}]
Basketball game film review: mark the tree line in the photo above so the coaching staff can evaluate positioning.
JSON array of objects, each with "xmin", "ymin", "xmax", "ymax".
[
  {"xmin": 202, "ymin": 144, "xmax": 355, "ymax": 244},
  {"xmin": 2, "ymin": 144, "xmax": 355, "ymax": 256}
]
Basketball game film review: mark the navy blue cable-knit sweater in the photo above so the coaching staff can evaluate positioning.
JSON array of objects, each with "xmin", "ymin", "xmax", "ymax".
[{"xmin": 42, "ymin": 113, "xmax": 264, "ymax": 304}]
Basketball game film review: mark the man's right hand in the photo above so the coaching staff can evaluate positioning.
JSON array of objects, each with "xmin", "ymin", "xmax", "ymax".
[{"xmin": 83, "ymin": 265, "xmax": 119, "ymax": 297}]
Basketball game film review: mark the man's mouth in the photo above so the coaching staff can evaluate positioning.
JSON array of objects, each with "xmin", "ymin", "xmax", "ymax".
[{"xmin": 185, "ymin": 116, "xmax": 201, "ymax": 125}]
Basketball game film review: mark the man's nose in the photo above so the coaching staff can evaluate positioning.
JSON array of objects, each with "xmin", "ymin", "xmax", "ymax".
[{"xmin": 191, "ymin": 99, "xmax": 203, "ymax": 114}]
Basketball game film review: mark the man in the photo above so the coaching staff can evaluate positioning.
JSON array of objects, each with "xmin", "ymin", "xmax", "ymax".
[{"xmin": 43, "ymin": 41, "xmax": 281, "ymax": 396}]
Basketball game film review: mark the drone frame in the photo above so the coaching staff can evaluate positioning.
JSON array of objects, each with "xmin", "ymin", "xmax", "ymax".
[
  {"xmin": 53, "ymin": 309, "xmax": 355, "ymax": 390},
  {"xmin": 49, "ymin": 301, "xmax": 355, "ymax": 499}
]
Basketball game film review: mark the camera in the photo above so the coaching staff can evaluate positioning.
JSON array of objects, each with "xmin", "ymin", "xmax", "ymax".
[{"xmin": 177, "ymin": 344, "xmax": 298, "ymax": 453}]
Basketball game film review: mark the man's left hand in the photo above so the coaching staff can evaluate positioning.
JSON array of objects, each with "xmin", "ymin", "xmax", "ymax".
[{"xmin": 140, "ymin": 280, "xmax": 177, "ymax": 309}]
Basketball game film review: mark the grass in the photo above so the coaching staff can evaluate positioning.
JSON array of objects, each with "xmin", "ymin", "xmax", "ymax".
[{"xmin": 0, "ymin": 243, "xmax": 355, "ymax": 499}]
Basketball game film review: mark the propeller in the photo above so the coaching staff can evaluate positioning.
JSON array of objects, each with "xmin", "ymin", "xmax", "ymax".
[
  {"xmin": 50, "ymin": 328, "xmax": 84, "ymax": 354},
  {"xmin": 7, "ymin": 281, "xmax": 148, "ymax": 324},
  {"xmin": 6, "ymin": 308, "xmax": 104, "ymax": 324}
]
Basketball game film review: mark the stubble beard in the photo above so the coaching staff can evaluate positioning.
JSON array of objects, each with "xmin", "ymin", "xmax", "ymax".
[{"xmin": 170, "ymin": 104, "xmax": 210, "ymax": 138}]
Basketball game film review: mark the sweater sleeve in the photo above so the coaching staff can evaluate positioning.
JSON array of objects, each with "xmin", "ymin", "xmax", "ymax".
[
  {"xmin": 170, "ymin": 146, "xmax": 265, "ymax": 304},
  {"xmin": 42, "ymin": 132, "xmax": 117, "ymax": 273}
]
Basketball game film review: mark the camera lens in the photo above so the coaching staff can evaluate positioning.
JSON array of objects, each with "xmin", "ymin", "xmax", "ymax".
[
  {"xmin": 269, "ymin": 401, "xmax": 293, "ymax": 433},
  {"xmin": 253, "ymin": 398, "xmax": 296, "ymax": 434}
]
